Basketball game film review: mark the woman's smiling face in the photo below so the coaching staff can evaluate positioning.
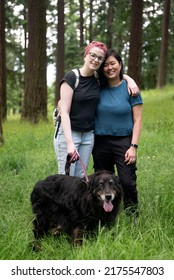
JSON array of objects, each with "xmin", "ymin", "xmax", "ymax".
[
  {"xmin": 103, "ymin": 55, "xmax": 122, "ymax": 80},
  {"xmin": 84, "ymin": 46, "xmax": 106, "ymax": 71}
]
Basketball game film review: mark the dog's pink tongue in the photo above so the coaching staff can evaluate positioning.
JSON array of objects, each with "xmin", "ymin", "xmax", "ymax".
[{"xmin": 103, "ymin": 201, "xmax": 113, "ymax": 212}]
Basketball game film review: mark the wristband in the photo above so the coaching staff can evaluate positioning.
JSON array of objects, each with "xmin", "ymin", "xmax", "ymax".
[{"xmin": 130, "ymin": 143, "xmax": 138, "ymax": 149}]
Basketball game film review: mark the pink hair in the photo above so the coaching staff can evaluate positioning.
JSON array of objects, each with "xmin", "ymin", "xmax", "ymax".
[{"xmin": 84, "ymin": 41, "xmax": 107, "ymax": 56}]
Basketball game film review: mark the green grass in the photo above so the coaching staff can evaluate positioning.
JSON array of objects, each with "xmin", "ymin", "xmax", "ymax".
[{"xmin": 0, "ymin": 85, "xmax": 174, "ymax": 260}]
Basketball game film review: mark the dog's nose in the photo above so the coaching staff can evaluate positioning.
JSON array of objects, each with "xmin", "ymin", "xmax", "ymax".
[{"xmin": 105, "ymin": 195, "xmax": 112, "ymax": 201}]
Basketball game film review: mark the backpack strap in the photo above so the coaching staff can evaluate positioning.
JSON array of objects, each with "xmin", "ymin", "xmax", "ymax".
[
  {"xmin": 94, "ymin": 71, "xmax": 100, "ymax": 85},
  {"xmin": 71, "ymin": 68, "xmax": 99, "ymax": 88},
  {"xmin": 71, "ymin": 68, "xmax": 80, "ymax": 89}
]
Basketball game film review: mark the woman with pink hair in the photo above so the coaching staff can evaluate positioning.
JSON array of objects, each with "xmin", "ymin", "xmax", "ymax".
[{"xmin": 54, "ymin": 41, "xmax": 138, "ymax": 177}]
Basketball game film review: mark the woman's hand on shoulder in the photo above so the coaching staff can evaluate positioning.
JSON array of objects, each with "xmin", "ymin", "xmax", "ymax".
[{"xmin": 123, "ymin": 74, "xmax": 140, "ymax": 96}]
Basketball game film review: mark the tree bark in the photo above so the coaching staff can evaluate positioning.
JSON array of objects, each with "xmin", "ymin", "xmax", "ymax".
[
  {"xmin": 0, "ymin": 0, "xmax": 6, "ymax": 121},
  {"xmin": 79, "ymin": 0, "xmax": 84, "ymax": 47},
  {"xmin": 107, "ymin": 0, "xmax": 114, "ymax": 48},
  {"xmin": 22, "ymin": 0, "xmax": 47, "ymax": 123},
  {"xmin": 55, "ymin": 0, "xmax": 65, "ymax": 105},
  {"xmin": 128, "ymin": 0, "xmax": 143, "ymax": 88},
  {"xmin": 157, "ymin": 0, "xmax": 171, "ymax": 88}
]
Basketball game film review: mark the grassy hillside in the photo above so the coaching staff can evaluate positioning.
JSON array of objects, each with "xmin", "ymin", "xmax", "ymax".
[{"xmin": 0, "ymin": 86, "xmax": 174, "ymax": 260}]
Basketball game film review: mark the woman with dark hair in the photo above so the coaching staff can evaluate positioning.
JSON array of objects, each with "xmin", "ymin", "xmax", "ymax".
[
  {"xmin": 93, "ymin": 49, "xmax": 143, "ymax": 216},
  {"xmin": 54, "ymin": 43, "xmax": 139, "ymax": 178}
]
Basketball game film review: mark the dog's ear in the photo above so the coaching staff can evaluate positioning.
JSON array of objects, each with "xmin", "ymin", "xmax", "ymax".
[
  {"xmin": 115, "ymin": 176, "xmax": 120, "ymax": 185},
  {"xmin": 114, "ymin": 176, "xmax": 122, "ymax": 193},
  {"xmin": 80, "ymin": 179, "xmax": 88, "ymax": 186},
  {"xmin": 86, "ymin": 173, "xmax": 98, "ymax": 193}
]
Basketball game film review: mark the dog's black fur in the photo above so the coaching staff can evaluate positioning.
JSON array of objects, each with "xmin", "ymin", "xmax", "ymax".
[{"xmin": 31, "ymin": 170, "xmax": 122, "ymax": 247}]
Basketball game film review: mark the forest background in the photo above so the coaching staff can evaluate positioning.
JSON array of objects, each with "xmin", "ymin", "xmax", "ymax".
[{"xmin": 0, "ymin": 0, "xmax": 173, "ymax": 141}]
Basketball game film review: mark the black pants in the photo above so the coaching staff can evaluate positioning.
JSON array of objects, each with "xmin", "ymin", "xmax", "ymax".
[{"xmin": 92, "ymin": 135, "xmax": 138, "ymax": 214}]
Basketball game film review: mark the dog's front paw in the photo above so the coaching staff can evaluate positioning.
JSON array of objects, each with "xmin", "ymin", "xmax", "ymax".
[
  {"xmin": 73, "ymin": 238, "xmax": 83, "ymax": 247},
  {"xmin": 51, "ymin": 225, "xmax": 62, "ymax": 235},
  {"xmin": 32, "ymin": 240, "xmax": 41, "ymax": 252}
]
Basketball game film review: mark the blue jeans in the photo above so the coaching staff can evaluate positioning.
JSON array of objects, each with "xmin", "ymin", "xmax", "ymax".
[{"xmin": 54, "ymin": 124, "xmax": 94, "ymax": 177}]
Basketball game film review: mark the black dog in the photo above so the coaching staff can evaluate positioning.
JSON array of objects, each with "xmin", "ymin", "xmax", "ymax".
[{"xmin": 31, "ymin": 170, "xmax": 122, "ymax": 248}]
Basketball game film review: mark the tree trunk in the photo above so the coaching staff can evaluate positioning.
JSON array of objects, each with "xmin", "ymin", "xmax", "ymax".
[
  {"xmin": 157, "ymin": 0, "xmax": 171, "ymax": 88},
  {"xmin": 0, "ymin": 0, "xmax": 6, "ymax": 120},
  {"xmin": 128, "ymin": 0, "xmax": 143, "ymax": 88},
  {"xmin": 79, "ymin": 0, "xmax": 84, "ymax": 47},
  {"xmin": 55, "ymin": 0, "xmax": 65, "ymax": 105},
  {"xmin": 0, "ymin": 91, "xmax": 3, "ymax": 143},
  {"xmin": 89, "ymin": 0, "xmax": 93, "ymax": 42},
  {"xmin": 22, "ymin": 0, "xmax": 47, "ymax": 123},
  {"xmin": 107, "ymin": 1, "xmax": 114, "ymax": 48}
]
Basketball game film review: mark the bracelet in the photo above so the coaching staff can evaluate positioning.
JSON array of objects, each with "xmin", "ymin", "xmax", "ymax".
[{"xmin": 130, "ymin": 143, "xmax": 138, "ymax": 149}]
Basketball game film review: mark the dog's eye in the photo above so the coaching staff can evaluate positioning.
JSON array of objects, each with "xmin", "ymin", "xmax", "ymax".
[
  {"xmin": 109, "ymin": 180, "xmax": 116, "ymax": 187},
  {"xmin": 99, "ymin": 182, "xmax": 104, "ymax": 187}
]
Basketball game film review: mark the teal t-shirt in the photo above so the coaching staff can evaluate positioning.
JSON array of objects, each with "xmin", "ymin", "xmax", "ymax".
[{"xmin": 95, "ymin": 80, "xmax": 143, "ymax": 136}]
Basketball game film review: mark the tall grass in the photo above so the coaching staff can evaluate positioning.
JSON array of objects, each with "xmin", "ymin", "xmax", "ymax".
[{"xmin": 0, "ymin": 86, "xmax": 174, "ymax": 260}]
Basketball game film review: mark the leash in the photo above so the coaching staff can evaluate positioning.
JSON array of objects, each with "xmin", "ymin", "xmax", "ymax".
[
  {"xmin": 54, "ymin": 115, "xmax": 61, "ymax": 139},
  {"xmin": 78, "ymin": 157, "xmax": 89, "ymax": 183},
  {"xmin": 65, "ymin": 150, "xmax": 89, "ymax": 182}
]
